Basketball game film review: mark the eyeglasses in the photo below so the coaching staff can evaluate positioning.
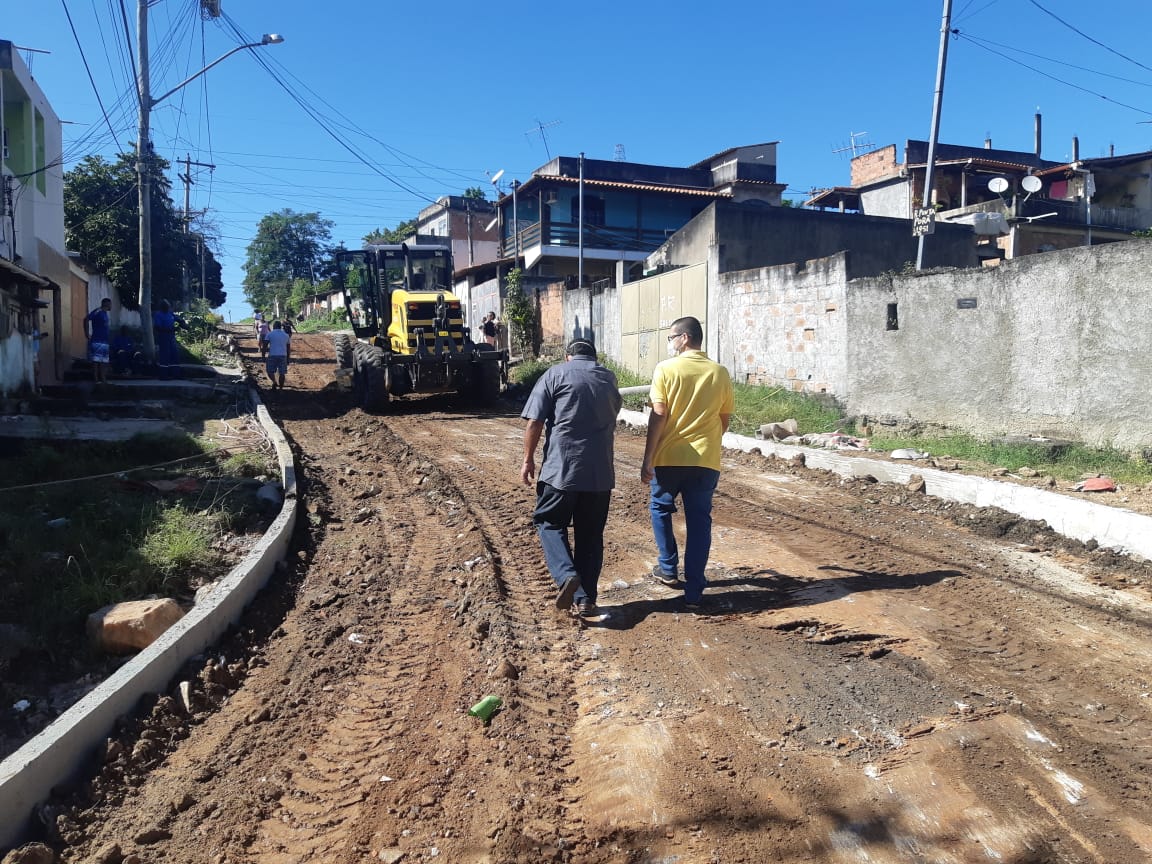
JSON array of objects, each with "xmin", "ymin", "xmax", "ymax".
[{"xmin": 666, "ymin": 332, "xmax": 683, "ymax": 342}]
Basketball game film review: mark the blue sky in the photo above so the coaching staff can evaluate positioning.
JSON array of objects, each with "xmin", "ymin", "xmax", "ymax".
[{"xmin": 9, "ymin": 0, "xmax": 1152, "ymax": 322}]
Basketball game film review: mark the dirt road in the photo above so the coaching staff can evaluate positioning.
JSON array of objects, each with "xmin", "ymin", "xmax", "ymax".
[{"xmin": 43, "ymin": 332, "xmax": 1152, "ymax": 864}]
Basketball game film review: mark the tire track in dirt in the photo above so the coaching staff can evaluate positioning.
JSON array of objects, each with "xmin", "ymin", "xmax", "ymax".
[{"xmin": 34, "ymin": 332, "xmax": 1152, "ymax": 863}]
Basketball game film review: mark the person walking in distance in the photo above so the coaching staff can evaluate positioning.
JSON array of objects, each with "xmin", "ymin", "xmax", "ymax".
[
  {"xmin": 264, "ymin": 320, "xmax": 291, "ymax": 390},
  {"xmin": 482, "ymin": 311, "xmax": 498, "ymax": 346},
  {"xmin": 152, "ymin": 300, "xmax": 187, "ymax": 379},
  {"xmin": 84, "ymin": 298, "xmax": 113, "ymax": 384},
  {"xmin": 521, "ymin": 339, "xmax": 623, "ymax": 617},
  {"xmin": 641, "ymin": 316, "xmax": 734, "ymax": 610}
]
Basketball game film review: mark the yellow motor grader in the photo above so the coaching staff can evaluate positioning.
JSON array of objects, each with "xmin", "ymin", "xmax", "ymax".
[{"xmin": 332, "ymin": 243, "xmax": 506, "ymax": 411}]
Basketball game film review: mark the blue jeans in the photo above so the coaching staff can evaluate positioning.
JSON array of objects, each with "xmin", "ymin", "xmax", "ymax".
[
  {"xmin": 533, "ymin": 482, "xmax": 611, "ymax": 604},
  {"xmin": 649, "ymin": 467, "xmax": 720, "ymax": 602}
]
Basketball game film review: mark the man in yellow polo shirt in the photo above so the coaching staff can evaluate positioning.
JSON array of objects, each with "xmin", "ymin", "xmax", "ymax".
[{"xmin": 640, "ymin": 316, "xmax": 734, "ymax": 610}]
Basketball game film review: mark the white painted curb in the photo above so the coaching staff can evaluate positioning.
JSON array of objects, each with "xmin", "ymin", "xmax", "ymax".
[
  {"xmin": 0, "ymin": 389, "xmax": 298, "ymax": 849},
  {"xmin": 619, "ymin": 409, "xmax": 1152, "ymax": 561}
]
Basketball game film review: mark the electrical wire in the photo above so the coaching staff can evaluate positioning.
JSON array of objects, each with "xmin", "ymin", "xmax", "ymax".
[
  {"xmin": 65, "ymin": 182, "xmax": 139, "ymax": 233},
  {"xmin": 215, "ymin": 12, "xmax": 445, "ymax": 201},
  {"xmin": 1026, "ymin": 0, "xmax": 1152, "ymax": 77},
  {"xmin": 955, "ymin": 32, "xmax": 1152, "ymax": 116},
  {"xmin": 61, "ymin": 0, "xmax": 123, "ymax": 152},
  {"xmin": 117, "ymin": 0, "xmax": 142, "ymax": 109},
  {"xmin": 958, "ymin": 31, "xmax": 1152, "ymax": 88}
]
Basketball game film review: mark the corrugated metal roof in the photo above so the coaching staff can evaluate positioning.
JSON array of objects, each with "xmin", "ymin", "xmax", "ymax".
[
  {"xmin": 539, "ymin": 175, "xmax": 729, "ymax": 197},
  {"xmin": 908, "ymin": 157, "xmax": 1044, "ymax": 173}
]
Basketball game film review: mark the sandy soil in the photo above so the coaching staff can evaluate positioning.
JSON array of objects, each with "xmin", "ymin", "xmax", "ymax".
[{"xmin": 16, "ymin": 331, "xmax": 1152, "ymax": 864}]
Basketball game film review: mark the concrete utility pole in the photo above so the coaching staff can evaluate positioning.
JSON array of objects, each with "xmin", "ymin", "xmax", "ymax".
[
  {"xmin": 915, "ymin": 0, "xmax": 953, "ymax": 271},
  {"xmin": 136, "ymin": 0, "xmax": 153, "ymax": 358},
  {"xmin": 577, "ymin": 152, "xmax": 584, "ymax": 293},
  {"xmin": 180, "ymin": 153, "xmax": 215, "ymax": 305},
  {"xmin": 135, "ymin": 1, "xmax": 282, "ymax": 359}
]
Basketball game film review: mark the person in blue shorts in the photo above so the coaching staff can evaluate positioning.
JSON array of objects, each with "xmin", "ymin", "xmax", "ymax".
[{"xmin": 84, "ymin": 298, "xmax": 112, "ymax": 384}]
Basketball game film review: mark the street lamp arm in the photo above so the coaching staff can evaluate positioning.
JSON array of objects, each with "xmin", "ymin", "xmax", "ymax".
[{"xmin": 151, "ymin": 35, "xmax": 283, "ymax": 107}]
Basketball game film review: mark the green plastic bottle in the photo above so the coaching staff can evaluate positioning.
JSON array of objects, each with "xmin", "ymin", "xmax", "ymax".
[{"xmin": 469, "ymin": 694, "xmax": 502, "ymax": 722}]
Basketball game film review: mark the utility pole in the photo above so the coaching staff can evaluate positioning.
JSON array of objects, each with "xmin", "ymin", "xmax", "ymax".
[
  {"xmin": 577, "ymin": 151, "xmax": 585, "ymax": 291},
  {"xmin": 136, "ymin": 0, "xmax": 154, "ymax": 359},
  {"xmin": 915, "ymin": 0, "xmax": 953, "ymax": 271},
  {"xmin": 511, "ymin": 180, "xmax": 521, "ymax": 265},
  {"xmin": 135, "ymin": 4, "xmax": 282, "ymax": 360},
  {"xmin": 179, "ymin": 153, "xmax": 215, "ymax": 306}
]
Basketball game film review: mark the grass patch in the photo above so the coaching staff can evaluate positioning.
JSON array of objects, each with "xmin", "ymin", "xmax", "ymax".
[
  {"xmin": 0, "ymin": 433, "xmax": 275, "ymax": 698},
  {"xmin": 220, "ymin": 449, "xmax": 274, "ymax": 478},
  {"xmin": 510, "ymin": 358, "xmax": 555, "ymax": 391},
  {"xmin": 294, "ymin": 309, "xmax": 348, "ymax": 333},
  {"xmin": 516, "ymin": 357, "xmax": 843, "ymax": 436},
  {"xmin": 872, "ymin": 432, "xmax": 1152, "ymax": 484},
  {"xmin": 138, "ymin": 505, "xmax": 225, "ymax": 579},
  {"xmin": 728, "ymin": 384, "xmax": 843, "ymax": 437}
]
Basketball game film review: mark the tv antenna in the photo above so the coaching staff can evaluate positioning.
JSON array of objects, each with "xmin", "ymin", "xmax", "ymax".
[
  {"xmin": 614, "ymin": 144, "xmax": 627, "ymax": 162},
  {"xmin": 832, "ymin": 131, "xmax": 876, "ymax": 158},
  {"xmin": 526, "ymin": 119, "xmax": 562, "ymax": 160}
]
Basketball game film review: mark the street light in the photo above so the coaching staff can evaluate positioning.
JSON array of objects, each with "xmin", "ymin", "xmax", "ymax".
[{"xmin": 136, "ymin": 12, "xmax": 283, "ymax": 360}]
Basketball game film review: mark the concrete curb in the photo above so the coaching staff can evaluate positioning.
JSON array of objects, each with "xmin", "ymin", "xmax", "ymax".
[
  {"xmin": 0, "ymin": 388, "xmax": 298, "ymax": 849},
  {"xmin": 618, "ymin": 409, "xmax": 1152, "ymax": 561}
]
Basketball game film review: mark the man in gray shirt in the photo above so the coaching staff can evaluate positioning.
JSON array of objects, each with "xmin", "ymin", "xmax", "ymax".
[{"xmin": 521, "ymin": 339, "xmax": 623, "ymax": 617}]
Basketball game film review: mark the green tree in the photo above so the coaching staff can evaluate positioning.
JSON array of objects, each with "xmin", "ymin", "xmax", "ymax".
[
  {"xmin": 503, "ymin": 267, "xmax": 535, "ymax": 358},
  {"xmin": 363, "ymin": 219, "xmax": 416, "ymax": 245},
  {"xmin": 242, "ymin": 209, "xmax": 335, "ymax": 312},
  {"xmin": 463, "ymin": 186, "xmax": 487, "ymax": 201},
  {"xmin": 64, "ymin": 153, "xmax": 226, "ymax": 308}
]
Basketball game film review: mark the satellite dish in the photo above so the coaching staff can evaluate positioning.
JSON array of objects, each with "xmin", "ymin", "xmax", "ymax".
[
  {"xmin": 484, "ymin": 218, "xmax": 498, "ymax": 232},
  {"xmin": 988, "ymin": 177, "xmax": 1009, "ymax": 194},
  {"xmin": 489, "ymin": 169, "xmax": 505, "ymax": 185},
  {"xmin": 1021, "ymin": 175, "xmax": 1042, "ymax": 193}
]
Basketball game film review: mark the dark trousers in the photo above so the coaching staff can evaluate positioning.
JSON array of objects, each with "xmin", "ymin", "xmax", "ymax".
[{"xmin": 532, "ymin": 482, "xmax": 611, "ymax": 604}]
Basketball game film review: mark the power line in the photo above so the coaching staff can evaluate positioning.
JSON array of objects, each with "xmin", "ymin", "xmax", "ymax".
[
  {"xmin": 959, "ymin": 31, "xmax": 1152, "ymax": 88},
  {"xmin": 61, "ymin": 0, "xmax": 123, "ymax": 151},
  {"xmin": 955, "ymin": 32, "xmax": 1152, "ymax": 116},
  {"xmin": 1026, "ymin": 0, "xmax": 1152, "ymax": 77},
  {"xmin": 116, "ymin": 0, "xmax": 142, "ymax": 109}
]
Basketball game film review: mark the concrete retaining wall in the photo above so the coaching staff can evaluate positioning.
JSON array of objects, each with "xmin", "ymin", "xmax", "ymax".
[
  {"xmin": 845, "ymin": 240, "xmax": 1152, "ymax": 450},
  {"xmin": 0, "ymin": 394, "xmax": 298, "ymax": 850}
]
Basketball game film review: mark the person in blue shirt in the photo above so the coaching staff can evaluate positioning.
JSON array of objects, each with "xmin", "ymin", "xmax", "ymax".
[
  {"xmin": 111, "ymin": 326, "xmax": 143, "ymax": 377},
  {"xmin": 84, "ymin": 298, "xmax": 112, "ymax": 384},
  {"xmin": 152, "ymin": 300, "xmax": 187, "ymax": 379}
]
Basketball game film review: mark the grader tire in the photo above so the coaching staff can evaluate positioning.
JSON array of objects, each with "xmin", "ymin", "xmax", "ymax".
[
  {"xmin": 362, "ymin": 351, "xmax": 389, "ymax": 413},
  {"xmin": 334, "ymin": 333, "xmax": 353, "ymax": 369}
]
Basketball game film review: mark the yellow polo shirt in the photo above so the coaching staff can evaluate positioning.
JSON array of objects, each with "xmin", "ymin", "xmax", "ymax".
[{"xmin": 649, "ymin": 350, "xmax": 734, "ymax": 471}]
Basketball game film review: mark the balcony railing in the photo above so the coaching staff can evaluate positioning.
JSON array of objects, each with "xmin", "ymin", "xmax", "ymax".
[
  {"xmin": 499, "ymin": 221, "xmax": 674, "ymax": 258},
  {"xmin": 941, "ymin": 197, "xmax": 1152, "ymax": 233}
]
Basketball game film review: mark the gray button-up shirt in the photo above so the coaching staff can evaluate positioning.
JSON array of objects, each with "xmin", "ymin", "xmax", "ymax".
[{"xmin": 521, "ymin": 356, "xmax": 622, "ymax": 491}]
